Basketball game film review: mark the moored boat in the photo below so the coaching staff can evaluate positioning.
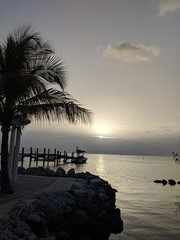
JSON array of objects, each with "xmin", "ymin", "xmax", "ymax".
[{"xmin": 71, "ymin": 147, "xmax": 88, "ymax": 164}]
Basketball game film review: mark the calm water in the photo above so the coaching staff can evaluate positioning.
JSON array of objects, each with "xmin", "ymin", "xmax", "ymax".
[{"xmin": 22, "ymin": 154, "xmax": 180, "ymax": 240}]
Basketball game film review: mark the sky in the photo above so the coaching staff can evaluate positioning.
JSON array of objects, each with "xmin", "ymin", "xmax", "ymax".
[{"xmin": 0, "ymin": 0, "xmax": 180, "ymax": 155}]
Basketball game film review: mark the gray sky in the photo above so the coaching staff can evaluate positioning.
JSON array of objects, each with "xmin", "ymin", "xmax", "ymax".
[{"xmin": 0, "ymin": 0, "xmax": 180, "ymax": 155}]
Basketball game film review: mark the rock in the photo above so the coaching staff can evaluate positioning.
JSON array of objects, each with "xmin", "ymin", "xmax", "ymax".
[
  {"xmin": 154, "ymin": 179, "xmax": 167, "ymax": 185},
  {"xmin": 78, "ymin": 233, "xmax": 92, "ymax": 240},
  {"xmin": 24, "ymin": 213, "xmax": 49, "ymax": 238},
  {"xmin": 44, "ymin": 168, "xmax": 55, "ymax": 176},
  {"xmin": 33, "ymin": 191, "xmax": 76, "ymax": 225},
  {"xmin": 98, "ymin": 192, "xmax": 109, "ymax": 202},
  {"xmin": 70, "ymin": 184, "xmax": 82, "ymax": 191},
  {"xmin": 9, "ymin": 200, "xmax": 31, "ymax": 220},
  {"xmin": 66, "ymin": 168, "xmax": 75, "ymax": 177},
  {"xmin": 56, "ymin": 231, "xmax": 71, "ymax": 240},
  {"xmin": 25, "ymin": 167, "xmax": 38, "ymax": 175},
  {"xmin": 56, "ymin": 167, "xmax": 66, "ymax": 177},
  {"xmin": 74, "ymin": 171, "xmax": 99, "ymax": 183},
  {"xmin": 89, "ymin": 178, "xmax": 105, "ymax": 188},
  {"xmin": 168, "ymin": 179, "xmax": 176, "ymax": 186},
  {"xmin": 1, "ymin": 172, "xmax": 123, "ymax": 239},
  {"xmin": 40, "ymin": 237, "xmax": 56, "ymax": 240},
  {"xmin": 0, "ymin": 219, "xmax": 17, "ymax": 240},
  {"xmin": 16, "ymin": 219, "xmax": 32, "ymax": 234},
  {"xmin": 97, "ymin": 210, "xmax": 109, "ymax": 223},
  {"xmin": 100, "ymin": 201, "xmax": 115, "ymax": 213},
  {"xmin": 23, "ymin": 167, "xmax": 56, "ymax": 177},
  {"xmin": 71, "ymin": 188, "xmax": 96, "ymax": 209},
  {"xmin": 18, "ymin": 166, "xmax": 26, "ymax": 174},
  {"xmin": 88, "ymin": 203, "xmax": 99, "ymax": 217},
  {"xmin": 88, "ymin": 220, "xmax": 110, "ymax": 240},
  {"xmin": 36, "ymin": 167, "xmax": 47, "ymax": 176},
  {"xmin": 70, "ymin": 208, "xmax": 88, "ymax": 227},
  {"xmin": 74, "ymin": 172, "xmax": 87, "ymax": 179}
]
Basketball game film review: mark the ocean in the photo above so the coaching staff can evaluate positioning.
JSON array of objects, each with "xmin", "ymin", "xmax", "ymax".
[{"xmin": 22, "ymin": 154, "xmax": 180, "ymax": 239}]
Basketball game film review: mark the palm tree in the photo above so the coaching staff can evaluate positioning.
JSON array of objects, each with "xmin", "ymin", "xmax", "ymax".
[{"xmin": 0, "ymin": 25, "xmax": 92, "ymax": 193}]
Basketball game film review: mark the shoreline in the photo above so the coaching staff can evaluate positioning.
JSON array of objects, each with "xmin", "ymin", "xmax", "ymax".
[
  {"xmin": 0, "ymin": 174, "xmax": 86, "ymax": 219},
  {"xmin": 0, "ymin": 167, "xmax": 123, "ymax": 239}
]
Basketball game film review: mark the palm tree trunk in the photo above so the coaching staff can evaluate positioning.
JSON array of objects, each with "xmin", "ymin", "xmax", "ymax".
[
  {"xmin": 8, "ymin": 125, "xmax": 16, "ymax": 181},
  {"xmin": 12, "ymin": 124, "xmax": 22, "ymax": 183},
  {"xmin": 1, "ymin": 124, "xmax": 14, "ymax": 193}
]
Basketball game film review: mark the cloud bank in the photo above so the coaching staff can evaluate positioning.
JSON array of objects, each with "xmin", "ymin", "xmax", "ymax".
[
  {"xmin": 159, "ymin": 0, "xmax": 180, "ymax": 15},
  {"xmin": 101, "ymin": 42, "xmax": 161, "ymax": 63}
]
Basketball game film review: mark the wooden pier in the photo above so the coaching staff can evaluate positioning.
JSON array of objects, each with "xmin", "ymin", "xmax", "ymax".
[{"xmin": 19, "ymin": 147, "xmax": 75, "ymax": 168}]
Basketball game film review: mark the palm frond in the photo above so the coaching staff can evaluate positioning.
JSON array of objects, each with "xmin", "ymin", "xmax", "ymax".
[
  {"xmin": 16, "ymin": 88, "xmax": 93, "ymax": 125},
  {"xmin": 0, "ymin": 25, "xmax": 93, "ymax": 128},
  {"xmin": 35, "ymin": 55, "xmax": 67, "ymax": 90}
]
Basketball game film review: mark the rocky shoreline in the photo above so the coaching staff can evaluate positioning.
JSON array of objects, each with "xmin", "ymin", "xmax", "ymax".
[{"xmin": 0, "ymin": 167, "xmax": 123, "ymax": 240}]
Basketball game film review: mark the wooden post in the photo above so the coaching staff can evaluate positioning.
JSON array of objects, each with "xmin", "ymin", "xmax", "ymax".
[
  {"xmin": 29, "ymin": 147, "xmax": 33, "ymax": 167},
  {"xmin": 36, "ymin": 148, "xmax": 39, "ymax": 167},
  {"xmin": 21, "ymin": 147, "xmax": 24, "ymax": 167},
  {"xmin": 47, "ymin": 148, "xmax": 50, "ymax": 167},
  {"xmin": 59, "ymin": 152, "xmax": 61, "ymax": 162},
  {"xmin": 57, "ymin": 150, "xmax": 59, "ymax": 164},
  {"xmin": 54, "ymin": 149, "xmax": 56, "ymax": 166},
  {"xmin": 43, "ymin": 148, "xmax": 46, "ymax": 168}
]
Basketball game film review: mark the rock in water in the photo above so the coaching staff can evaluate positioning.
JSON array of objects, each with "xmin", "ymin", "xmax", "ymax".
[
  {"xmin": 153, "ymin": 179, "xmax": 167, "ymax": 185},
  {"xmin": 168, "ymin": 179, "xmax": 176, "ymax": 186}
]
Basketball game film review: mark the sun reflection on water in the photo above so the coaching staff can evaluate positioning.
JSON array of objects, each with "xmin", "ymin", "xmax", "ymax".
[{"xmin": 96, "ymin": 155, "xmax": 105, "ymax": 176}]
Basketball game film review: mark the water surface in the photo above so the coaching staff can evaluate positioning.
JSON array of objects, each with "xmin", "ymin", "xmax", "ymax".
[{"xmin": 22, "ymin": 154, "xmax": 180, "ymax": 240}]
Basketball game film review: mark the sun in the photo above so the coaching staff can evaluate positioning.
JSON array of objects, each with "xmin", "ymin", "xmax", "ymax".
[
  {"xmin": 92, "ymin": 123, "xmax": 113, "ymax": 137},
  {"xmin": 98, "ymin": 135, "xmax": 105, "ymax": 139}
]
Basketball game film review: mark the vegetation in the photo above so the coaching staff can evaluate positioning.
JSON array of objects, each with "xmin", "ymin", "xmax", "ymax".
[{"xmin": 0, "ymin": 25, "xmax": 92, "ymax": 193}]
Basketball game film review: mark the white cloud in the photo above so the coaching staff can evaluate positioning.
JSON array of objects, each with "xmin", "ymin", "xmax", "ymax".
[
  {"xmin": 101, "ymin": 42, "xmax": 161, "ymax": 63},
  {"xmin": 159, "ymin": 0, "xmax": 180, "ymax": 15}
]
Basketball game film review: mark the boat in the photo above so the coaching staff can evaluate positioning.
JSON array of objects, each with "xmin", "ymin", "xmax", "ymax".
[
  {"xmin": 71, "ymin": 147, "xmax": 88, "ymax": 164},
  {"xmin": 71, "ymin": 155, "xmax": 87, "ymax": 164}
]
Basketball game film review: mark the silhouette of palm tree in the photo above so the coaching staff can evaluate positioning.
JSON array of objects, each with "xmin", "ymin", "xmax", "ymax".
[{"xmin": 0, "ymin": 25, "xmax": 92, "ymax": 193}]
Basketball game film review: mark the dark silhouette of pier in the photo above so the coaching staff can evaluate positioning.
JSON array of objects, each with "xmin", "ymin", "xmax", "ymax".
[{"xmin": 19, "ymin": 147, "xmax": 75, "ymax": 167}]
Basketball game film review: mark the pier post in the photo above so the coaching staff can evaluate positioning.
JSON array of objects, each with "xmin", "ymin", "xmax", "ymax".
[
  {"xmin": 36, "ymin": 148, "xmax": 39, "ymax": 168},
  {"xmin": 57, "ymin": 150, "xmax": 59, "ymax": 164},
  {"xmin": 59, "ymin": 151, "xmax": 61, "ymax": 163},
  {"xmin": 21, "ymin": 147, "xmax": 24, "ymax": 167},
  {"xmin": 47, "ymin": 148, "xmax": 50, "ymax": 167},
  {"xmin": 54, "ymin": 149, "xmax": 56, "ymax": 166},
  {"xmin": 29, "ymin": 147, "xmax": 32, "ymax": 167},
  {"xmin": 43, "ymin": 148, "xmax": 46, "ymax": 168}
]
